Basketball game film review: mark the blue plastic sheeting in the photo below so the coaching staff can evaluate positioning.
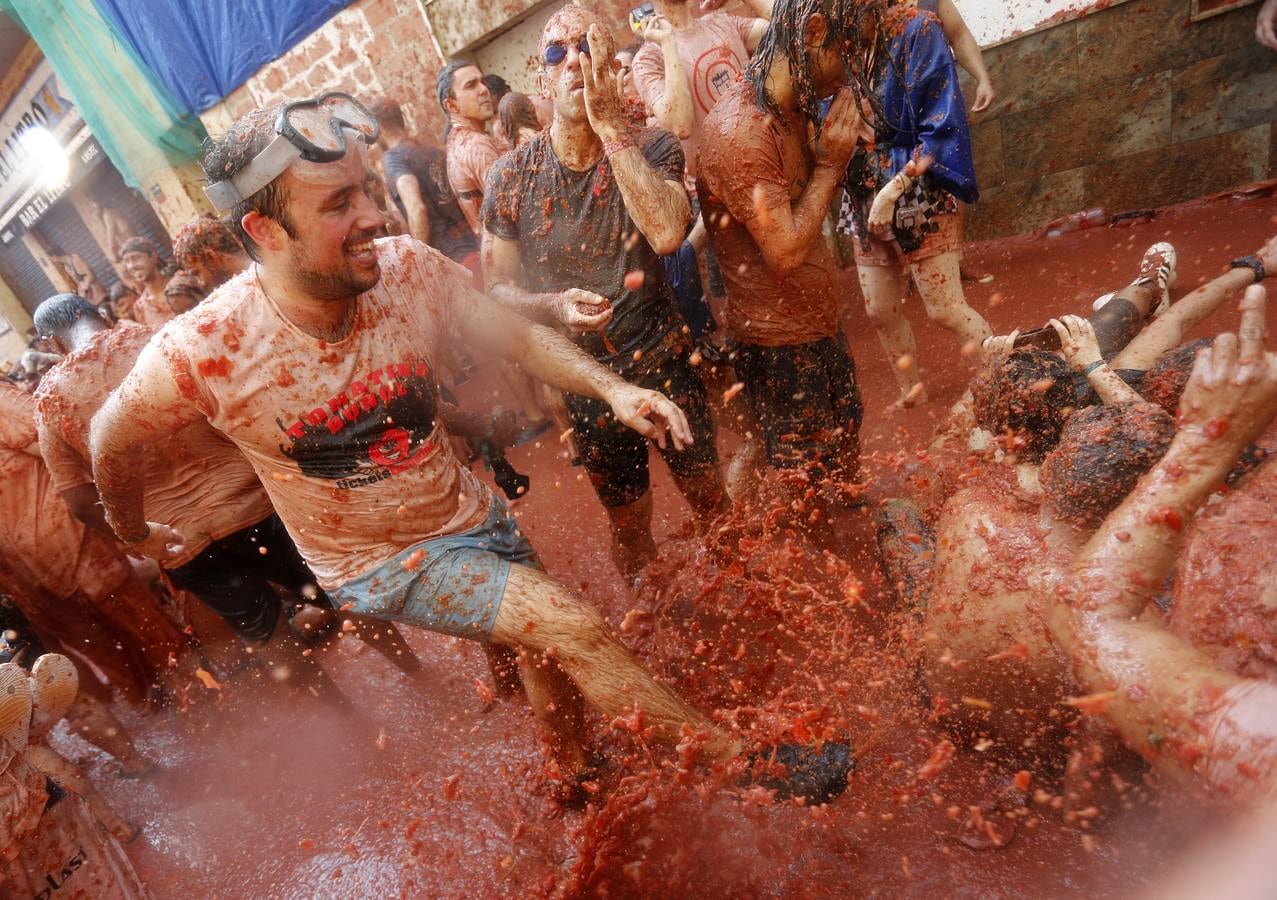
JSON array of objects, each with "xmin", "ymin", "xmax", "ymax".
[{"xmin": 91, "ymin": 0, "xmax": 351, "ymax": 113}]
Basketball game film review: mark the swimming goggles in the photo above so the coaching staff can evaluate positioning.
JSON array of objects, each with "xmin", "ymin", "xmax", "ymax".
[{"xmin": 204, "ymin": 92, "xmax": 380, "ymax": 213}]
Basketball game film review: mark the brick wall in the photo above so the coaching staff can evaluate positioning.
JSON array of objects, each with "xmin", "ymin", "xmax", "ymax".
[{"xmin": 962, "ymin": 0, "xmax": 1277, "ymax": 239}]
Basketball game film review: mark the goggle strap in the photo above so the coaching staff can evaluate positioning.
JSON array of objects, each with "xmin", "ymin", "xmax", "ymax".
[{"xmin": 203, "ymin": 134, "xmax": 302, "ymax": 213}]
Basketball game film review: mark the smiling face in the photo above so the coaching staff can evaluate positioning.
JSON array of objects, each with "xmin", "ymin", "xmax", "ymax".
[
  {"xmin": 539, "ymin": 7, "xmax": 596, "ymax": 122},
  {"xmin": 261, "ymin": 151, "xmax": 388, "ymax": 301},
  {"xmin": 122, "ymin": 249, "xmax": 158, "ymax": 284},
  {"xmin": 446, "ymin": 65, "xmax": 494, "ymax": 124}
]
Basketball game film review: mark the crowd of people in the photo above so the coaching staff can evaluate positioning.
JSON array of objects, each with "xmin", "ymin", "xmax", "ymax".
[{"xmin": 1, "ymin": 0, "xmax": 1275, "ymax": 885}]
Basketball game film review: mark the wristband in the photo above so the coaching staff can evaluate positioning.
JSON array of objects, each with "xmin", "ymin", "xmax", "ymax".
[
  {"xmin": 1230, "ymin": 255, "xmax": 1266, "ymax": 284},
  {"xmin": 117, "ymin": 522, "xmax": 150, "ymax": 545},
  {"xmin": 601, "ymin": 134, "xmax": 635, "ymax": 158},
  {"xmin": 1082, "ymin": 359, "xmax": 1106, "ymax": 376}
]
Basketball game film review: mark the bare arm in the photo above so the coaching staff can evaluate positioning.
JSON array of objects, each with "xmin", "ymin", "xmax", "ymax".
[
  {"xmin": 394, "ymin": 174, "xmax": 431, "ymax": 246},
  {"xmin": 457, "ymin": 291, "xmax": 693, "ymax": 450},
  {"xmin": 583, "ymin": 24, "xmax": 690, "ymax": 256},
  {"xmin": 638, "ymin": 21, "xmax": 695, "ymax": 140},
  {"xmin": 1046, "ymin": 287, "xmax": 1277, "ymax": 800},
  {"xmin": 742, "ymin": 89, "xmax": 862, "ymax": 276},
  {"xmin": 1114, "ymin": 237, "xmax": 1276, "ymax": 371},
  {"xmin": 482, "ymin": 229, "xmax": 613, "ymax": 331},
  {"xmin": 936, "ymin": 0, "xmax": 994, "ymax": 112},
  {"xmin": 89, "ymin": 341, "xmax": 204, "ymax": 559},
  {"xmin": 1050, "ymin": 315, "xmax": 1145, "ymax": 405}
]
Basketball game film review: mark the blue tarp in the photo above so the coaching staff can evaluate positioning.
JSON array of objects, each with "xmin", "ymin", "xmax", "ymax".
[{"xmin": 90, "ymin": 0, "xmax": 352, "ymax": 113}]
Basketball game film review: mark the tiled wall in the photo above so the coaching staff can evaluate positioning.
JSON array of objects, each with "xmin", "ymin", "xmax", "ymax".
[{"xmin": 963, "ymin": 0, "xmax": 1277, "ymax": 239}]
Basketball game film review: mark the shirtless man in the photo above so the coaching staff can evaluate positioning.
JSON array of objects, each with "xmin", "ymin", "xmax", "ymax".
[
  {"xmin": 695, "ymin": 0, "xmax": 874, "ymax": 493},
  {"xmin": 33, "ymin": 294, "xmax": 427, "ymax": 706},
  {"xmin": 172, "ymin": 216, "xmax": 251, "ymax": 290},
  {"xmin": 438, "ymin": 62, "xmax": 505, "ymax": 237},
  {"xmin": 89, "ymin": 98, "xmax": 848, "ymax": 801},
  {"xmin": 483, "ymin": 7, "xmax": 727, "ymax": 578},
  {"xmin": 119, "ymin": 237, "xmax": 175, "ymax": 328}
]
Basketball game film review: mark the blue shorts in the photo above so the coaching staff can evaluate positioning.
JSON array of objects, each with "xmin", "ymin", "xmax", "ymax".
[{"xmin": 330, "ymin": 500, "xmax": 539, "ymax": 640}]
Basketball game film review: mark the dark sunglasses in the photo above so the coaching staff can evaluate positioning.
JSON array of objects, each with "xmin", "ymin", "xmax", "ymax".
[{"xmin": 543, "ymin": 36, "xmax": 591, "ymax": 67}]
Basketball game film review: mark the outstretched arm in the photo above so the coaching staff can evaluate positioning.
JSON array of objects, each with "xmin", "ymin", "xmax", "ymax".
[
  {"xmin": 89, "ymin": 340, "xmax": 205, "ymax": 560},
  {"xmin": 1113, "ymin": 236, "xmax": 1276, "ymax": 371},
  {"xmin": 1047, "ymin": 287, "xmax": 1277, "ymax": 802},
  {"xmin": 457, "ymin": 290, "xmax": 693, "ymax": 451},
  {"xmin": 481, "ymin": 229, "xmax": 614, "ymax": 332},
  {"xmin": 583, "ymin": 24, "xmax": 690, "ymax": 255},
  {"xmin": 1050, "ymin": 315, "xmax": 1144, "ymax": 405}
]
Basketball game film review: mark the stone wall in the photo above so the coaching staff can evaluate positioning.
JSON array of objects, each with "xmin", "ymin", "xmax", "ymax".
[{"xmin": 963, "ymin": 0, "xmax": 1277, "ymax": 239}]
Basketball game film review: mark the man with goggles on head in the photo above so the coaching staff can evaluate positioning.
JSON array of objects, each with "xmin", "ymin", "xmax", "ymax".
[
  {"xmin": 87, "ymin": 93, "xmax": 847, "ymax": 804},
  {"xmin": 482, "ymin": 7, "xmax": 731, "ymax": 583}
]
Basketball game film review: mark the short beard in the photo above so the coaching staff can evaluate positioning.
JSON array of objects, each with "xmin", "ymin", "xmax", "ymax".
[{"xmin": 289, "ymin": 245, "xmax": 380, "ymax": 302}]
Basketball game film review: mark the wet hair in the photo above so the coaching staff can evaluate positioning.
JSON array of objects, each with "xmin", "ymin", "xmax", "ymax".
[
  {"xmin": 436, "ymin": 60, "xmax": 476, "ymax": 134},
  {"xmin": 200, "ymin": 103, "xmax": 294, "ymax": 263},
  {"xmin": 1139, "ymin": 338, "xmax": 1211, "ymax": 416},
  {"xmin": 119, "ymin": 236, "xmax": 157, "ymax": 259},
  {"xmin": 33, "ymin": 293, "xmax": 102, "ymax": 339},
  {"xmin": 173, "ymin": 215, "xmax": 241, "ymax": 270},
  {"xmin": 498, "ymin": 93, "xmax": 541, "ymax": 145},
  {"xmin": 971, "ymin": 349, "xmax": 1076, "ymax": 463},
  {"xmin": 108, "ymin": 282, "xmax": 134, "ymax": 303},
  {"xmin": 483, "ymin": 73, "xmax": 511, "ymax": 103},
  {"xmin": 165, "ymin": 269, "xmax": 206, "ymax": 298},
  {"xmin": 745, "ymin": 0, "xmax": 886, "ymax": 129},
  {"xmin": 366, "ymin": 96, "xmax": 406, "ymax": 133},
  {"xmin": 1040, "ymin": 402, "xmax": 1176, "ymax": 528}
]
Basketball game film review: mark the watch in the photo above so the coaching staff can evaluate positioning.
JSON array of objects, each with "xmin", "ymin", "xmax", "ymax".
[{"xmin": 1230, "ymin": 255, "xmax": 1266, "ymax": 284}]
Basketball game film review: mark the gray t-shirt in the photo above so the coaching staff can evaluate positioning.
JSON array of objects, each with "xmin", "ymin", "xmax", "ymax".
[{"xmin": 481, "ymin": 129, "xmax": 686, "ymax": 373}]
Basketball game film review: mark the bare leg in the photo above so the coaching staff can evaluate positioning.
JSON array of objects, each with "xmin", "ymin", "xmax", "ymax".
[
  {"xmin": 500, "ymin": 361, "xmax": 548, "ymax": 424},
  {"xmin": 911, "ymin": 250, "xmax": 993, "ymax": 349},
  {"xmin": 1090, "ymin": 284, "xmax": 1154, "ymax": 359},
  {"xmin": 65, "ymin": 692, "xmax": 153, "ymax": 775},
  {"xmin": 670, "ymin": 467, "xmax": 729, "ymax": 525},
  {"xmin": 1113, "ymin": 269, "xmax": 1255, "ymax": 370},
  {"xmin": 26, "ymin": 744, "xmax": 139, "ymax": 842},
  {"xmin": 858, "ymin": 262, "xmax": 923, "ymax": 402},
  {"xmin": 257, "ymin": 613, "xmax": 357, "ymax": 713},
  {"xmin": 490, "ymin": 563, "xmax": 738, "ymax": 759},
  {"xmin": 516, "ymin": 648, "xmax": 589, "ymax": 774},
  {"xmin": 603, "ymin": 489, "xmax": 658, "ymax": 579}
]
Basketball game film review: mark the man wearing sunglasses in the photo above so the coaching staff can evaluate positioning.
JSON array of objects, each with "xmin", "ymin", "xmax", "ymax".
[
  {"xmin": 482, "ymin": 7, "xmax": 729, "ymax": 581},
  {"xmin": 87, "ymin": 94, "xmax": 850, "ymax": 804}
]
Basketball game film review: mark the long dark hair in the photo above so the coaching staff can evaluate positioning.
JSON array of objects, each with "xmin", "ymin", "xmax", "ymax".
[
  {"xmin": 746, "ymin": 0, "xmax": 889, "ymax": 135},
  {"xmin": 498, "ymin": 92, "xmax": 542, "ymax": 145}
]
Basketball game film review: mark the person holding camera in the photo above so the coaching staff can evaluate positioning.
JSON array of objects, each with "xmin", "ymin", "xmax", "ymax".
[{"xmin": 838, "ymin": 0, "xmax": 992, "ymax": 407}]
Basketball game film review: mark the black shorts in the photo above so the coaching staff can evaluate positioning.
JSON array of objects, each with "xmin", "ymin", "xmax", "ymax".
[
  {"xmin": 167, "ymin": 515, "xmax": 324, "ymax": 643},
  {"xmin": 565, "ymin": 350, "xmax": 719, "ymax": 508},
  {"xmin": 731, "ymin": 335, "xmax": 864, "ymax": 476}
]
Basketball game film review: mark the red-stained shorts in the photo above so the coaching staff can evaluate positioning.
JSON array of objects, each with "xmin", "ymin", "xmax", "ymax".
[{"xmin": 849, "ymin": 208, "xmax": 962, "ymax": 268}]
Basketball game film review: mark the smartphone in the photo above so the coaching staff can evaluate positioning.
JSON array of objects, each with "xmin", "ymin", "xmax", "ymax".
[
  {"xmin": 629, "ymin": 3, "xmax": 656, "ymax": 33},
  {"xmin": 1012, "ymin": 326, "xmax": 1062, "ymax": 351}
]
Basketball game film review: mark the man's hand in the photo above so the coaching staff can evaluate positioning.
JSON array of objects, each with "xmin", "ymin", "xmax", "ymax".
[
  {"xmin": 552, "ymin": 289, "xmax": 613, "ymax": 333},
  {"xmin": 606, "ymin": 383, "xmax": 694, "ymax": 450},
  {"xmin": 123, "ymin": 522, "xmax": 190, "ymax": 563},
  {"xmin": 642, "ymin": 15, "xmax": 676, "ymax": 45},
  {"xmin": 971, "ymin": 79, "xmax": 995, "ymax": 113},
  {"xmin": 814, "ymin": 89, "xmax": 867, "ymax": 171},
  {"xmin": 582, "ymin": 24, "xmax": 626, "ymax": 141},
  {"xmin": 1049, "ymin": 315, "xmax": 1102, "ymax": 369},
  {"xmin": 1178, "ymin": 285, "xmax": 1277, "ymax": 450},
  {"xmin": 980, "ymin": 330, "xmax": 1020, "ymax": 359},
  {"xmin": 1258, "ymin": 0, "xmax": 1277, "ymax": 50}
]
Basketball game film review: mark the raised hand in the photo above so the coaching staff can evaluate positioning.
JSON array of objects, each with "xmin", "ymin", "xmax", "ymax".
[
  {"xmin": 1049, "ymin": 315, "xmax": 1102, "ymax": 369},
  {"xmin": 581, "ymin": 23, "xmax": 625, "ymax": 140}
]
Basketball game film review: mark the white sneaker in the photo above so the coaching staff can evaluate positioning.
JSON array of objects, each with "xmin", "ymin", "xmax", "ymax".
[{"xmin": 1137, "ymin": 241, "xmax": 1178, "ymax": 318}]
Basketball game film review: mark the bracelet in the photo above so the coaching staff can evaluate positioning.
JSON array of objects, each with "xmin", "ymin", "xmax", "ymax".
[
  {"xmin": 601, "ymin": 134, "xmax": 635, "ymax": 158},
  {"xmin": 1082, "ymin": 359, "xmax": 1106, "ymax": 376},
  {"xmin": 1230, "ymin": 255, "xmax": 1266, "ymax": 284},
  {"xmin": 116, "ymin": 523, "xmax": 150, "ymax": 545}
]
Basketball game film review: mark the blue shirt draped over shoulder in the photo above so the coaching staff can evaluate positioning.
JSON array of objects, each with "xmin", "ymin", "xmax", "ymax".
[{"xmin": 877, "ymin": 10, "xmax": 978, "ymax": 203}]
